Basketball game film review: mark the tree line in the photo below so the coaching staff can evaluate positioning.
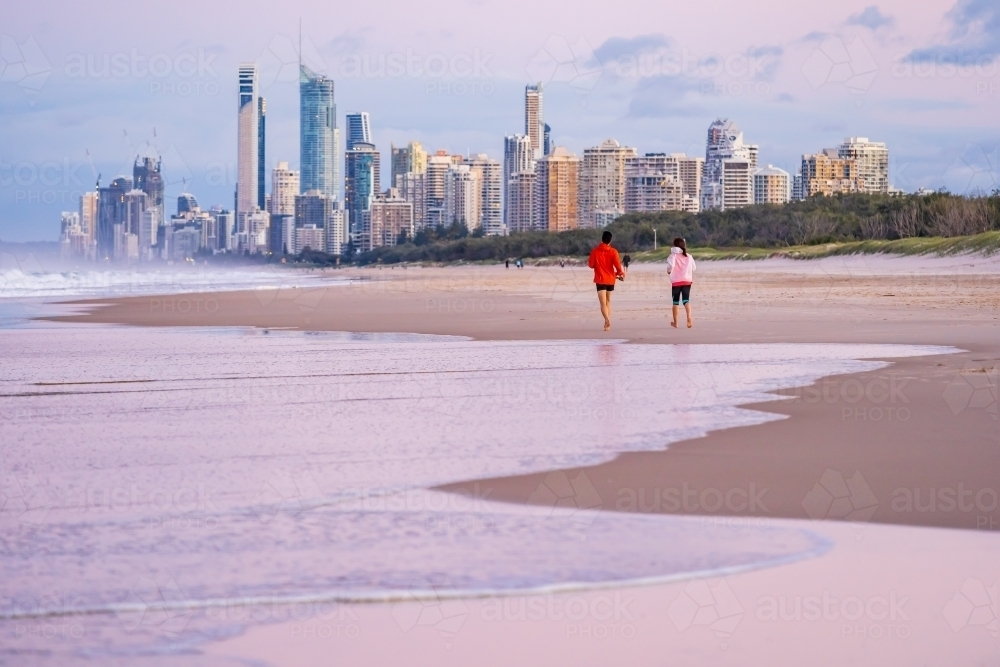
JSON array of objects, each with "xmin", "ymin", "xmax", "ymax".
[{"xmin": 305, "ymin": 191, "xmax": 1000, "ymax": 266}]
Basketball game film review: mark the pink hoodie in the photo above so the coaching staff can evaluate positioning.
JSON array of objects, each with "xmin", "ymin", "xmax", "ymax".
[{"xmin": 666, "ymin": 247, "xmax": 695, "ymax": 285}]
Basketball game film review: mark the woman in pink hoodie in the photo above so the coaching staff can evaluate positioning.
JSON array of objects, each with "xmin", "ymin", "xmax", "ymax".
[{"xmin": 666, "ymin": 237, "xmax": 696, "ymax": 328}]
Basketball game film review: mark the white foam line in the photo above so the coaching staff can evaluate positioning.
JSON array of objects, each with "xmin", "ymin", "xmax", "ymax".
[{"xmin": 0, "ymin": 532, "xmax": 831, "ymax": 622}]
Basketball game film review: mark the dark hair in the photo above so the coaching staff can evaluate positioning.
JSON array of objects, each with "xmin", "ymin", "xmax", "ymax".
[
  {"xmin": 673, "ymin": 237, "xmax": 687, "ymax": 256},
  {"xmin": 601, "ymin": 231, "xmax": 613, "ymax": 244}
]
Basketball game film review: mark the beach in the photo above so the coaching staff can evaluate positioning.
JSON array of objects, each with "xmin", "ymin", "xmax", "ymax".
[
  {"xmin": 49, "ymin": 256, "xmax": 1000, "ymax": 532},
  {"xmin": 3, "ymin": 255, "xmax": 998, "ymax": 666}
]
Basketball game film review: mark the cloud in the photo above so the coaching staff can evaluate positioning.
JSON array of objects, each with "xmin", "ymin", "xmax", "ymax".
[
  {"xmin": 906, "ymin": 0, "xmax": 1000, "ymax": 62},
  {"xmin": 326, "ymin": 29, "xmax": 370, "ymax": 56},
  {"xmin": 882, "ymin": 97, "xmax": 972, "ymax": 112},
  {"xmin": 802, "ymin": 31, "xmax": 831, "ymax": 43},
  {"xmin": 750, "ymin": 45, "xmax": 784, "ymax": 81},
  {"xmin": 847, "ymin": 6, "xmax": 895, "ymax": 30},
  {"xmin": 625, "ymin": 76, "xmax": 707, "ymax": 118},
  {"xmin": 591, "ymin": 34, "xmax": 672, "ymax": 65}
]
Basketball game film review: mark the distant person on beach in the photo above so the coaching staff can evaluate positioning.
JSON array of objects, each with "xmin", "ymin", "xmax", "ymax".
[
  {"xmin": 505, "ymin": 259, "xmax": 509, "ymax": 269},
  {"xmin": 666, "ymin": 237, "xmax": 695, "ymax": 328},
  {"xmin": 622, "ymin": 253, "xmax": 631, "ymax": 271},
  {"xmin": 588, "ymin": 230, "xmax": 625, "ymax": 331}
]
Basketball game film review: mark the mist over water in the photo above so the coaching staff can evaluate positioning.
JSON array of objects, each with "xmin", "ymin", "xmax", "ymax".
[{"xmin": 0, "ymin": 265, "xmax": 338, "ymax": 300}]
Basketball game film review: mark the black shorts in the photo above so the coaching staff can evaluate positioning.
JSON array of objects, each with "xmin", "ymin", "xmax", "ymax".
[
  {"xmin": 596, "ymin": 283, "xmax": 615, "ymax": 292},
  {"xmin": 672, "ymin": 284, "xmax": 691, "ymax": 305}
]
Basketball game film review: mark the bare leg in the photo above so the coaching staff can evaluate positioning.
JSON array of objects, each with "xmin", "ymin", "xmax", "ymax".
[
  {"xmin": 671, "ymin": 305, "xmax": 679, "ymax": 328},
  {"xmin": 598, "ymin": 290, "xmax": 611, "ymax": 331},
  {"xmin": 685, "ymin": 303, "xmax": 693, "ymax": 327}
]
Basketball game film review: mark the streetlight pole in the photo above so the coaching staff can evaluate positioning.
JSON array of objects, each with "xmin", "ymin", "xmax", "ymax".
[{"xmin": 653, "ymin": 229, "xmax": 657, "ymax": 250}]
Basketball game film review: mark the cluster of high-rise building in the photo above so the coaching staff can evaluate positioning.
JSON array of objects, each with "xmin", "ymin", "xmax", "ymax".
[{"xmin": 60, "ymin": 66, "xmax": 892, "ymax": 262}]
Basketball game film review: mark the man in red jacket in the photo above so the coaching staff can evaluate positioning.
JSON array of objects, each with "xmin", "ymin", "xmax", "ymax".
[{"xmin": 587, "ymin": 230, "xmax": 625, "ymax": 331}]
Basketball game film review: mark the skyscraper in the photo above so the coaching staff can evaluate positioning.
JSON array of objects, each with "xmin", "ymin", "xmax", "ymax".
[
  {"xmin": 363, "ymin": 190, "xmax": 413, "ymax": 251},
  {"xmin": 543, "ymin": 123, "xmax": 552, "ymax": 157},
  {"xmin": 624, "ymin": 161, "xmax": 687, "ymax": 213},
  {"xmin": 344, "ymin": 142, "xmax": 380, "ymax": 240},
  {"xmin": 294, "ymin": 191, "xmax": 332, "ymax": 254},
  {"xmin": 503, "ymin": 134, "xmax": 533, "ymax": 231},
  {"xmin": 97, "ymin": 176, "xmax": 131, "ymax": 260},
  {"xmin": 701, "ymin": 119, "xmax": 757, "ymax": 211},
  {"xmin": 507, "ymin": 171, "xmax": 535, "ymax": 233},
  {"xmin": 534, "ymin": 147, "xmax": 579, "ymax": 232},
  {"xmin": 345, "ymin": 112, "xmax": 372, "ymax": 151},
  {"xmin": 258, "ymin": 97, "xmax": 267, "ymax": 210},
  {"xmin": 721, "ymin": 159, "xmax": 753, "ymax": 210},
  {"xmin": 579, "ymin": 139, "xmax": 637, "ymax": 228},
  {"xmin": 270, "ymin": 162, "xmax": 300, "ymax": 216},
  {"xmin": 133, "ymin": 156, "xmax": 164, "ymax": 252},
  {"xmin": 300, "ymin": 66, "xmax": 339, "ymax": 200},
  {"xmin": 237, "ymin": 63, "xmax": 260, "ymax": 218},
  {"xmin": 132, "ymin": 157, "xmax": 164, "ymax": 211},
  {"xmin": 424, "ymin": 152, "xmax": 452, "ymax": 228},
  {"xmin": 397, "ymin": 172, "xmax": 427, "ymax": 230},
  {"xmin": 464, "ymin": 154, "xmax": 503, "ymax": 236},
  {"xmin": 525, "ymin": 84, "xmax": 544, "ymax": 159},
  {"xmin": 80, "ymin": 190, "xmax": 98, "ymax": 259},
  {"xmin": 391, "ymin": 141, "xmax": 427, "ymax": 187},
  {"xmin": 444, "ymin": 164, "xmax": 481, "ymax": 232},
  {"xmin": 123, "ymin": 189, "xmax": 149, "ymax": 261}
]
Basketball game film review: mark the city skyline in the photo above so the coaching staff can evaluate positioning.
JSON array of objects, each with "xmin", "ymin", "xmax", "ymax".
[
  {"xmin": 52, "ymin": 44, "xmax": 903, "ymax": 261},
  {"xmin": 1, "ymin": 0, "xmax": 997, "ymax": 241}
]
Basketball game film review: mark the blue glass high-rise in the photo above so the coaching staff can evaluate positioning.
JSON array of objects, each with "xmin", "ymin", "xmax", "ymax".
[{"xmin": 299, "ymin": 65, "xmax": 339, "ymax": 200}]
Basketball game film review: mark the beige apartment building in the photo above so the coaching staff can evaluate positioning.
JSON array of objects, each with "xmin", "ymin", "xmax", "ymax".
[
  {"xmin": 579, "ymin": 139, "xmax": 637, "ymax": 228},
  {"xmin": 269, "ymin": 162, "xmax": 299, "ymax": 216},
  {"xmin": 753, "ymin": 165, "xmax": 791, "ymax": 204},
  {"xmin": 534, "ymin": 147, "xmax": 579, "ymax": 232},
  {"xmin": 801, "ymin": 149, "xmax": 863, "ymax": 197},
  {"xmin": 624, "ymin": 154, "xmax": 698, "ymax": 213},
  {"xmin": 838, "ymin": 137, "xmax": 889, "ymax": 194},
  {"xmin": 363, "ymin": 189, "xmax": 414, "ymax": 251}
]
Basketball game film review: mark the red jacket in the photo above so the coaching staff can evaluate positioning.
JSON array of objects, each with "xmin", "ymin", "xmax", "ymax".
[{"xmin": 588, "ymin": 243, "xmax": 624, "ymax": 285}]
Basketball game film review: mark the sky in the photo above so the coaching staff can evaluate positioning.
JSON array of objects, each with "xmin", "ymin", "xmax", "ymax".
[{"xmin": 1, "ymin": 0, "xmax": 998, "ymax": 241}]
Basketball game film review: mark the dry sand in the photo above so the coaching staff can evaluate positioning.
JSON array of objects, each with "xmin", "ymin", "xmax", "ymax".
[{"xmin": 48, "ymin": 257, "xmax": 1000, "ymax": 532}]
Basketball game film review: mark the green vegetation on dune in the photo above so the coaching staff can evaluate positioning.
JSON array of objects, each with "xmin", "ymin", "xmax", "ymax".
[
  {"xmin": 294, "ymin": 191, "xmax": 1000, "ymax": 266},
  {"xmin": 636, "ymin": 231, "xmax": 1000, "ymax": 262}
]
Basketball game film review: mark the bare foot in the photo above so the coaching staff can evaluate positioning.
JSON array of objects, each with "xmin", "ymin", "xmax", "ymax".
[
  {"xmin": 604, "ymin": 321, "xmax": 611, "ymax": 331},
  {"xmin": 670, "ymin": 321, "xmax": 678, "ymax": 328},
  {"xmin": 687, "ymin": 319, "xmax": 693, "ymax": 328}
]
